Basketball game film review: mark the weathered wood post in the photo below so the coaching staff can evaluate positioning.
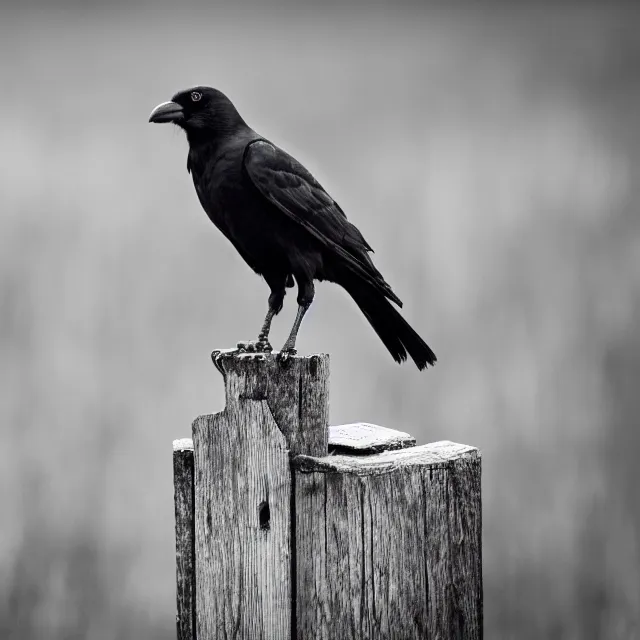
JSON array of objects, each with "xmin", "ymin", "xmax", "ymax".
[{"xmin": 172, "ymin": 350, "xmax": 482, "ymax": 640}]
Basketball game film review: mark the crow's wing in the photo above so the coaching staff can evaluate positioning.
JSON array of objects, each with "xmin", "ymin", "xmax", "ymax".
[{"xmin": 243, "ymin": 139, "xmax": 402, "ymax": 306}]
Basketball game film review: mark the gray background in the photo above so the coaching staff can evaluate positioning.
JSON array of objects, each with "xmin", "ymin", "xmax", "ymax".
[{"xmin": 1, "ymin": 2, "xmax": 639, "ymax": 638}]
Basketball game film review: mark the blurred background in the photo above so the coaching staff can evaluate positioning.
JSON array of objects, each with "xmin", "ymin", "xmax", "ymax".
[{"xmin": 1, "ymin": 1, "xmax": 639, "ymax": 638}]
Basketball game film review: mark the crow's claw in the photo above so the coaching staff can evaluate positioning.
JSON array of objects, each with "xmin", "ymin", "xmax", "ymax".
[
  {"xmin": 256, "ymin": 339, "xmax": 273, "ymax": 353},
  {"xmin": 236, "ymin": 340, "xmax": 272, "ymax": 354},
  {"xmin": 276, "ymin": 348, "xmax": 297, "ymax": 365}
]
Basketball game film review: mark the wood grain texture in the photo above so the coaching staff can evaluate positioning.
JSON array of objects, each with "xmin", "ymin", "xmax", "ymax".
[
  {"xmin": 173, "ymin": 439, "xmax": 196, "ymax": 640},
  {"xmin": 294, "ymin": 441, "xmax": 482, "ymax": 640},
  {"xmin": 211, "ymin": 349, "xmax": 329, "ymax": 457},
  {"xmin": 193, "ymin": 399, "xmax": 291, "ymax": 640},
  {"xmin": 328, "ymin": 423, "xmax": 416, "ymax": 455},
  {"xmin": 188, "ymin": 351, "xmax": 330, "ymax": 639}
]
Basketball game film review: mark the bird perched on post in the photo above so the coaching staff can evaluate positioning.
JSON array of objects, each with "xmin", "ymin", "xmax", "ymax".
[{"xmin": 149, "ymin": 86, "xmax": 436, "ymax": 370}]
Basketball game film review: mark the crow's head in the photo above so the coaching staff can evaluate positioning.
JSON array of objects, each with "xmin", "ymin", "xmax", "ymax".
[{"xmin": 149, "ymin": 86, "xmax": 245, "ymax": 139}]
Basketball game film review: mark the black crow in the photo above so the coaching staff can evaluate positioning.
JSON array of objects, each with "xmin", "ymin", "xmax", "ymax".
[{"xmin": 149, "ymin": 87, "xmax": 436, "ymax": 369}]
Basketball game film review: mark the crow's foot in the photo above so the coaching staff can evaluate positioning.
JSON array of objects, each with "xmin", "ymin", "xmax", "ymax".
[
  {"xmin": 236, "ymin": 339, "xmax": 273, "ymax": 354},
  {"xmin": 276, "ymin": 348, "xmax": 297, "ymax": 365}
]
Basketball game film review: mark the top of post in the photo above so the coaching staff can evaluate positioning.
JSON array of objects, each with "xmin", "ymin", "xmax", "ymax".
[
  {"xmin": 294, "ymin": 440, "xmax": 479, "ymax": 475},
  {"xmin": 209, "ymin": 348, "xmax": 330, "ymax": 457},
  {"xmin": 211, "ymin": 348, "xmax": 327, "ymax": 377},
  {"xmin": 173, "ymin": 438, "xmax": 195, "ymax": 452}
]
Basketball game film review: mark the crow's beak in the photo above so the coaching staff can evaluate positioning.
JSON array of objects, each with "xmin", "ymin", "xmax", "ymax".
[{"xmin": 149, "ymin": 101, "xmax": 184, "ymax": 123}]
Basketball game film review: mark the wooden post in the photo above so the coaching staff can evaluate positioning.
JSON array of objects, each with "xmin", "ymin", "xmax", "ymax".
[
  {"xmin": 293, "ymin": 442, "xmax": 482, "ymax": 640},
  {"xmin": 173, "ymin": 438, "xmax": 196, "ymax": 640},
  {"xmin": 172, "ymin": 351, "xmax": 482, "ymax": 639},
  {"xmin": 193, "ymin": 350, "xmax": 328, "ymax": 640}
]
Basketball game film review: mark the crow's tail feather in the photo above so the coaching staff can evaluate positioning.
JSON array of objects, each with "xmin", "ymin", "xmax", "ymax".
[{"xmin": 342, "ymin": 276, "xmax": 436, "ymax": 371}]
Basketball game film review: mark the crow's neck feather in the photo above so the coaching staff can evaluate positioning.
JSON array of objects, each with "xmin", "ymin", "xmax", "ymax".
[{"xmin": 184, "ymin": 111, "xmax": 249, "ymax": 148}]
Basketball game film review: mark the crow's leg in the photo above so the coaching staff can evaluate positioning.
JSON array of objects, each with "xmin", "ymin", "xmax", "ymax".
[
  {"xmin": 237, "ymin": 276, "xmax": 287, "ymax": 353},
  {"xmin": 278, "ymin": 278, "xmax": 315, "ymax": 360},
  {"xmin": 254, "ymin": 286, "xmax": 286, "ymax": 349},
  {"xmin": 255, "ymin": 308, "xmax": 276, "ymax": 347}
]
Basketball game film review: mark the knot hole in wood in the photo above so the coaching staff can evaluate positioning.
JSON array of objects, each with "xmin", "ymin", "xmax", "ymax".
[{"xmin": 258, "ymin": 501, "xmax": 270, "ymax": 530}]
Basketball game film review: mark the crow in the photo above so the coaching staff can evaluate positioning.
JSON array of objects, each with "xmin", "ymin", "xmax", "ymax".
[{"xmin": 149, "ymin": 86, "xmax": 436, "ymax": 369}]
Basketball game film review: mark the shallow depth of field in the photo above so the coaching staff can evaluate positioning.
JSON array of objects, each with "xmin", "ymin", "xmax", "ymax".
[{"xmin": 1, "ymin": 3, "xmax": 639, "ymax": 638}]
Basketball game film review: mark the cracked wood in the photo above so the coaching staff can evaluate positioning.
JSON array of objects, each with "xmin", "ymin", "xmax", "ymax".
[{"xmin": 190, "ymin": 351, "xmax": 330, "ymax": 639}]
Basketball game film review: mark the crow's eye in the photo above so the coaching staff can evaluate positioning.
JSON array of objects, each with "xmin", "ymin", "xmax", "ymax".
[{"xmin": 190, "ymin": 91, "xmax": 202, "ymax": 102}]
